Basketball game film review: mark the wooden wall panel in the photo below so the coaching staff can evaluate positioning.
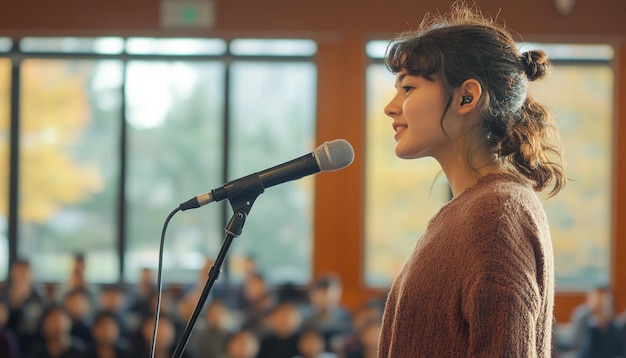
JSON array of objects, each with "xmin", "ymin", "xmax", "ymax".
[{"xmin": 1, "ymin": 0, "xmax": 626, "ymax": 37}]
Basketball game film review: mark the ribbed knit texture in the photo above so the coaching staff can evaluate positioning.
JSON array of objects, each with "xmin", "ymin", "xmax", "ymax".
[{"xmin": 378, "ymin": 173, "xmax": 554, "ymax": 357}]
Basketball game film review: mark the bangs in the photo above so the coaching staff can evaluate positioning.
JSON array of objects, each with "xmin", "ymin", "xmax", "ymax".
[{"xmin": 385, "ymin": 35, "xmax": 442, "ymax": 79}]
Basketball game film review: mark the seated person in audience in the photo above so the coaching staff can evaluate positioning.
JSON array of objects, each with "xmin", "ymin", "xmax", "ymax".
[
  {"xmin": 257, "ymin": 300, "xmax": 302, "ymax": 358},
  {"xmin": 128, "ymin": 267, "xmax": 156, "ymax": 328},
  {"xmin": 344, "ymin": 319, "xmax": 381, "ymax": 358},
  {"xmin": 6, "ymin": 258, "xmax": 45, "ymax": 353},
  {"xmin": 576, "ymin": 286, "xmax": 624, "ymax": 358},
  {"xmin": 0, "ymin": 299, "xmax": 20, "ymax": 358},
  {"xmin": 242, "ymin": 255, "xmax": 260, "ymax": 279},
  {"xmin": 564, "ymin": 286, "xmax": 606, "ymax": 352},
  {"xmin": 86, "ymin": 310, "xmax": 131, "ymax": 358},
  {"xmin": 57, "ymin": 253, "xmax": 99, "ymax": 301},
  {"xmin": 189, "ymin": 298, "xmax": 235, "ymax": 358},
  {"xmin": 132, "ymin": 313, "xmax": 195, "ymax": 358},
  {"xmin": 239, "ymin": 272, "xmax": 276, "ymax": 337},
  {"xmin": 302, "ymin": 274, "xmax": 353, "ymax": 349},
  {"xmin": 63, "ymin": 287, "xmax": 94, "ymax": 346},
  {"xmin": 99, "ymin": 284, "xmax": 131, "ymax": 337},
  {"xmin": 292, "ymin": 327, "xmax": 338, "ymax": 358},
  {"xmin": 224, "ymin": 329, "xmax": 259, "ymax": 358},
  {"xmin": 337, "ymin": 299, "xmax": 383, "ymax": 357},
  {"xmin": 24, "ymin": 305, "xmax": 88, "ymax": 358}
]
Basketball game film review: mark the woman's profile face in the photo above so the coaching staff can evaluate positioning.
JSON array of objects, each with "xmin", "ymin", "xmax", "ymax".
[{"xmin": 384, "ymin": 70, "xmax": 451, "ymax": 161}]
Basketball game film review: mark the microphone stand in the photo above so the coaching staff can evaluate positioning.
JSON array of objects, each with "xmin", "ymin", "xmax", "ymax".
[{"xmin": 171, "ymin": 181, "xmax": 264, "ymax": 358}]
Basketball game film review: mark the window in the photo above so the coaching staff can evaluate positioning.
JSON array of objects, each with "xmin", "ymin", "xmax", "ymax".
[
  {"xmin": 230, "ymin": 39, "xmax": 317, "ymax": 56},
  {"xmin": 125, "ymin": 60, "xmax": 225, "ymax": 282},
  {"xmin": 523, "ymin": 43, "xmax": 614, "ymax": 289},
  {"xmin": 18, "ymin": 58, "xmax": 123, "ymax": 283},
  {"xmin": 0, "ymin": 38, "xmax": 11, "ymax": 52},
  {"xmin": 20, "ymin": 37, "xmax": 124, "ymax": 54},
  {"xmin": 364, "ymin": 41, "xmax": 614, "ymax": 290},
  {"xmin": 126, "ymin": 37, "xmax": 226, "ymax": 55},
  {"xmin": 228, "ymin": 61, "xmax": 317, "ymax": 283},
  {"xmin": 5, "ymin": 37, "xmax": 317, "ymax": 285}
]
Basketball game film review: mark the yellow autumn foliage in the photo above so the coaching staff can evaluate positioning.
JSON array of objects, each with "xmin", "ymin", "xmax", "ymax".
[{"xmin": 1, "ymin": 59, "xmax": 104, "ymax": 222}]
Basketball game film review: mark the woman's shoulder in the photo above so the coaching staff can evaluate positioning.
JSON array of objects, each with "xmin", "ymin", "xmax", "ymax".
[
  {"xmin": 460, "ymin": 173, "xmax": 539, "ymax": 212},
  {"xmin": 436, "ymin": 173, "xmax": 546, "ymax": 240}
]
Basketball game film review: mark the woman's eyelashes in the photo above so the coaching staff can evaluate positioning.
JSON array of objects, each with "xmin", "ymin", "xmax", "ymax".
[{"xmin": 401, "ymin": 86, "xmax": 415, "ymax": 94}]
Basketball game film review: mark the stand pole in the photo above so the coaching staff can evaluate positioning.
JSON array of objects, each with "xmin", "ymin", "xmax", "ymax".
[{"xmin": 171, "ymin": 209, "xmax": 247, "ymax": 358}]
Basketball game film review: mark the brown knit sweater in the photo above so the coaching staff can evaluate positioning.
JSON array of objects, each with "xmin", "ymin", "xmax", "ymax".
[{"xmin": 378, "ymin": 173, "xmax": 554, "ymax": 357}]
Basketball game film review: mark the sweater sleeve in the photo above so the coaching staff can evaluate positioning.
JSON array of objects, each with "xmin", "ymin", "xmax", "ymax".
[
  {"xmin": 465, "ymin": 279, "xmax": 540, "ymax": 357},
  {"xmin": 462, "ymin": 200, "xmax": 546, "ymax": 357}
]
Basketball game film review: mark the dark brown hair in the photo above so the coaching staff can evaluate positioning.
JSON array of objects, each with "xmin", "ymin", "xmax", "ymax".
[{"xmin": 385, "ymin": 1, "xmax": 566, "ymax": 196}]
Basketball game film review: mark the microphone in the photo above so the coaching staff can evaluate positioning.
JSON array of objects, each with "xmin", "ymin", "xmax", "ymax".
[{"xmin": 179, "ymin": 139, "xmax": 354, "ymax": 210}]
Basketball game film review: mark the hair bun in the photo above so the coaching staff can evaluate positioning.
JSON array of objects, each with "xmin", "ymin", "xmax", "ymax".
[{"xmin": 520, "ymin": 50, "xmax": 549, "ymax": 81}]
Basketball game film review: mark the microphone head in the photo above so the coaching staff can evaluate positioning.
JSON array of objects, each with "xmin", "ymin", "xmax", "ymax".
[{"xmin": 315, "ymin": 139, "xmax": 354, "ymax": 172}]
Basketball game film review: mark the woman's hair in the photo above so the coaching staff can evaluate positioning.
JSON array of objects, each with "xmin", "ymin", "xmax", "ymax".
[{"xmin": 385, "ymin": 1, "xmax": 566, "ymax": 196}]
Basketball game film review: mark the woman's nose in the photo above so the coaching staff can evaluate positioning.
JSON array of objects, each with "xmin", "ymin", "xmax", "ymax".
[{"xmin": 384, "ymin": 97, "xmax": 400, "ymax": 118}]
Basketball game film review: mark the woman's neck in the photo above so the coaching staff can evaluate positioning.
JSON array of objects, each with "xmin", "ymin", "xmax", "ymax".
[{"xmin": 439, "ymin": 152, "xmax": 504, "ymax": 197}]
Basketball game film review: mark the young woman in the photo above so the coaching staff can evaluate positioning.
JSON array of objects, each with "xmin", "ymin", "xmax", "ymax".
[{"xmin": 378, "ymin": 2, "xmax": 566, "ymax": 357}]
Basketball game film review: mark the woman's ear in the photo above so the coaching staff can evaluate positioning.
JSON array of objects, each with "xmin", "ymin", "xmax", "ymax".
[{"xmin": 456, "ymin": 79, "xmax": 482, "ymax": 115}]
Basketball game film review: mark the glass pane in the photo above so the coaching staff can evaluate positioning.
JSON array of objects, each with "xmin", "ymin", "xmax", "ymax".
[
  {"xmin": 18, "ymin": 59, "xmax": 123, "ymax": 283},
  {"xmin": 365, "ymin": 40, "xmax": 388, "ymax": 59},
  {"xmin": 0, "ymin": 38, "xmax": 12, "ymax": 52},
  {"xmin": 125, "ymin": 61, "xmax": 225, "ymax": 283},
  {"xmin": 364, "ymin": 64, "xmax": 450, "ymax": 287},
  {"xmin": 229, "ymin": 61, "xmax": 316, "ymax": 284},
  {"xmin": 0, "ymin": 58, "xmax": 10, "ymax": 281},
  {"xmin": 126, "ymin": 38, "xmax": 227, "ymax": 55},
  {"xmin": 519, "ymin": 42, "xmax": 613, "ymax": 61},
  {"xmin": 230, "ymin": 39, "xmax": 317, "ymax": 56},
  {"xmin": 530, "ymin": 63, "xmax": 613, "ymax": 289},
  {"xmin": 20, "ymin": 37, "xmax": 124, "ymax": 54}
]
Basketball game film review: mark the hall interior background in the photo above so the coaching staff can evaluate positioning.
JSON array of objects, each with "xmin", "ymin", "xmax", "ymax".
[{"xmin": 1, "ymin": 0, "xmax": 625, "ymax": 323}]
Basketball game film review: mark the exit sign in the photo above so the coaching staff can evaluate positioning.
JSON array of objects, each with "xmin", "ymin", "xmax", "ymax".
[{"xmin": 160, "ymin": 0, "xmax": 215, "ymax": 28}]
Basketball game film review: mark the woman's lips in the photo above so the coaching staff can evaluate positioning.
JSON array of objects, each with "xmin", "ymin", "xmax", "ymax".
[{"xmin": 393, "ymin": 122, "xmax": 407, "ymax": 140}]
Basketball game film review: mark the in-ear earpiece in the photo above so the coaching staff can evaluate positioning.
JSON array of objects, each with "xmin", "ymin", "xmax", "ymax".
[{"xmin": 461, "ymin": 96, "xmax": 473, "ymax": 105}]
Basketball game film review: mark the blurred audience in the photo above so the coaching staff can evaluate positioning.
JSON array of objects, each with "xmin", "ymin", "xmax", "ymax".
[
  {"xmin": 132, "ymin": 313, "xmax": 195, "ymax": 358},
  {"xmin": 24, "ymin": 305, "xmax": 87, "ymax": 358},
  {"xmin": 57, "ymin": 253, "xmax": 99, "ymax": 302},
  {"xmin": 293, "ymin": 326, "xmax": 338, "ymax": 358},
  {"xmin": 128, "ymin": 267, "xmax": 156, "ymax": 329},
  {"xmin": 1, "ymin": 257, "xmax": 385, "ymax": 358},
  {"xmin": 576, "ymin": 286, "xmax": 624, "ymax": 358},
  {"xmin": 86, "ymin": 310, "xmax": 131, "ymax": 358},
  {"xmin": 555, "ymin": 285, "xmax": 626, "ymax": 358},
  {"xmin": 344, "ymin": 318, "xmax": 380, "ymax": 358},
  {"xmin": 6, "ymin": 259, "xmax": 45, "ymax": 354},
  {"xmin": 338, "ymin": 299, "xmax": 384, "ymax": 357},
  {"xmin": 238, "ymin": 272, "xmax": 276, "ymax": 337},
  {"xmin": 62, "ymin": 288, "xmax": 94, "ymax": 346},
  {"xmin": 98, "ymin": 284, "xmax": 131, "ymax": 337},
  {"xmin": 0, "ymin": 299, "xmax": 20, "ymax": 358},
  {"xmin": 257, "ymin": 300, "xmax": 302, "ymax": 358},
  {"xmin": 188, "ymin": 298, "xmax": 235, "ymax": 358},
  {"xmin": 225, "ymin": 329, "xmax": 260, "ymax": 358},
  {"xmin": 302, "ymin": 274, "xmax": 353, "ymax": 350}
]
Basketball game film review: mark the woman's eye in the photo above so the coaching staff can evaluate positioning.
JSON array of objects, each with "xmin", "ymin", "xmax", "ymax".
[{"xmin": 401, "ymin": 86, "xmax": 414, "ymax": 93}]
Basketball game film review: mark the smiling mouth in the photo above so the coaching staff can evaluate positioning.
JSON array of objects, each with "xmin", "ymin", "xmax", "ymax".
[{"xmin": 392, "ymin": 122, "xmax": 407, "ymax": 132}]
